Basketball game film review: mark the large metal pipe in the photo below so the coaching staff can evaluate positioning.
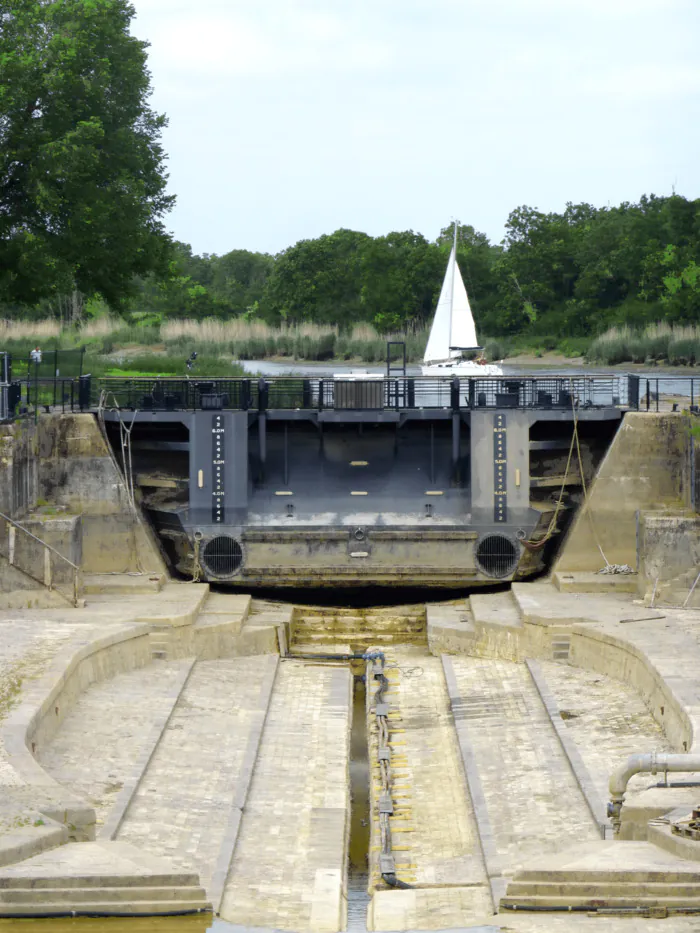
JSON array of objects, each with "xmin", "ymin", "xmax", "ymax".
[{"xmin": 608, "ymin": 752, "xmax": 700, "ymax": 832}]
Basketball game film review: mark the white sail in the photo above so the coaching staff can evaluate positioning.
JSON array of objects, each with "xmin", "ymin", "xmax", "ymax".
[
  {"xmin": 449, "ymin": 250, "xmax": 479, "ymax": 352},
  {"xmin": 423, "ymin": 241, "xmax": 480, "ymax": 364}
]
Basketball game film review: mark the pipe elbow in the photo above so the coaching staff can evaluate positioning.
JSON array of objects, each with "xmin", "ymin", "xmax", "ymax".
[{"xmin": 609, "ymin": 753, "xmax": 652, "ymax": 798}]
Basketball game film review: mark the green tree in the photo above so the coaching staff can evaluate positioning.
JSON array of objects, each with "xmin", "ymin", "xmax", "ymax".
[
  {"xmin": 261, "ymin": 229, "xmax": 370, "ymax": 326},
  {"xmin": 359, "ymin": 231, "xmax": 443, "ymax": 332},
  {"xmin": 0, "ymin": 0, "xmax": 174, "ymax": 308},
  {"xmin": 209, "ymin": 249, "xmax": 274, "ymax": 315}
]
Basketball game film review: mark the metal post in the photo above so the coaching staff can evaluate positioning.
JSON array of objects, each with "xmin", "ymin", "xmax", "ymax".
[
  {"xmin": 450, "ymin": 376, "xmax": 460, "ymax": 412},
  {"xmin": 34, "ymin": 358, "xmax": 39, "ymax": 424},
  {"xmin": 430, "ymin": 424, "xmax": 435, "ymax": 485},
  {"xmin": 44, "ymin": 547, "xmax": 52, "ymax": 589},
  {"xmin": 284, "ymin": 424, "xmax": 289, "ymax": 485},
  {"xmin": 259, "ymin": 412, "xmax": 267, "ymax": 478},
  {"xmin": 452, "ymin": 413, "xmax": 460, "ymax": 477}
]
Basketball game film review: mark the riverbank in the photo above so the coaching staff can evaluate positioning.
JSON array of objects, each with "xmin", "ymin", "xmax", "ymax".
[{"xmin": 4, "ymin": 318, "xmax": 700, "ymax": 379}]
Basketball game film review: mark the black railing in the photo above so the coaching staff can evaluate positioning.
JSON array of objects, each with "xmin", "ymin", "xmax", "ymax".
[
  {"xmin": 6, "ymin": 371, "xmax": 700, "ymax": 418},
  {"xmin": 91, "ymin": 374, "xmax": 631, "ymax": 412}
]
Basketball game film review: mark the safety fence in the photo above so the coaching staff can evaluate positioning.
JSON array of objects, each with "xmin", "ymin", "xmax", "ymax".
[
  {"xmin": 4, "ymin": 368, "xmax": 700, "ymax": 418},
  {"xmin": 86, "ymin": 373, "xmax": 635, "ymax": 412}
]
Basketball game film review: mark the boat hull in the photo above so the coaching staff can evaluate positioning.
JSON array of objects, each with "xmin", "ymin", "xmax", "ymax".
[{"xmin": 421, "ymin": 361, "xmax": 503, "ymax": 377}]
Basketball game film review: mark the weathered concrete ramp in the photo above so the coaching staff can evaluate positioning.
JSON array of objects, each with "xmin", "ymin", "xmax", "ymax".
[
  {"xmin": 220, "ymin": 659, "xmax": 352, "ymax": 933},
  {"xmin": 114, "ymin": 656, "xmax": 278, "ymax": 902},
  {"xmin": 443, "ymin": 655, "xmax": 601, "ymax": 904},
  {"xmin": 368, "ymin": 648, "xmax": 491, "ymax": 932},
  {"xmin": 0, "ymin": 840, "xmax": 210, "ymax": 915}
]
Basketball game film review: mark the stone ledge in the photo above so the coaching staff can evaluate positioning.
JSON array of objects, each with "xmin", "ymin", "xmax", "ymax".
[
  {"xmin": 552, "ymin": 571, "xmax": 639, "ymax": 594},
  {"xmin": 0, "ymin": 820, "xmax": 68, "ymax": 870}
]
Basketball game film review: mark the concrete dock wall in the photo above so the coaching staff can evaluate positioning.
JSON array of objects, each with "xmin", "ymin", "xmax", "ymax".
[
  {"xmin": 0, "ymin": 414, "xmax": 166, "ymax": 601},
  {"xmin": 36, "ymin": 415, "xmax": 166, "ymax": 574},
  {"xmin": 554, "ymin": 412, "xmax": 690, "ymax": 574}
]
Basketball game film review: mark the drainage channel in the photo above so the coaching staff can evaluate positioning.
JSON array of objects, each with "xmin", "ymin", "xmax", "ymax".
[
  {"xmin": 348, "ymin": 673, "xmax": 370, "ymax": 932},
  {"xmin": 290, "ymin": 648, "xmax": 402, "ymax": 931}
]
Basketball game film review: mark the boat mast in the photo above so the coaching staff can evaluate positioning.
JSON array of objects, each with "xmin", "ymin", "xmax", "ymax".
[{"xmin": 450, "ymin": 220, "xmax": 458, "ymax": 358}]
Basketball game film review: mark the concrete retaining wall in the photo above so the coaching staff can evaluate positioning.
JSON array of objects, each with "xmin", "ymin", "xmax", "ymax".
[
  {"xmin": 554, "ymin": 412, "xmax": 690, "ymax": 574},
  {"xmin": 36, "ymin": 415, "xmax": 166, "ymax": 574},
  {"xmin": 2, "ymin": 625, "xmax": 154, "ymax": 841}
]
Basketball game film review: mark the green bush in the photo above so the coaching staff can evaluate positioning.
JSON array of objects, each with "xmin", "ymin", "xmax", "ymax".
[{"xmin": 558, "ymin": 337, "xmax": 590, "ymax": 357}]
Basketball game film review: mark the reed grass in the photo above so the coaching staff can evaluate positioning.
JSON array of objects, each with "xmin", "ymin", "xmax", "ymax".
[
  {"xmin": 1, "ymin": 316, "xmax": 430, "ymax": 363},
  {"xmin": 79, "ymin": 316, "xmax": 124, "ymax": 337},
  {"xmin": 0, "ymin": 319, "xmax": 61, "ymax": 339},
  {"xmin": 587, "ymin": 323, "xmax": 700, "ymax": 366},
  {"xmin": 161, "ymin": 318, "xmax": 428, "ymax": 362}
]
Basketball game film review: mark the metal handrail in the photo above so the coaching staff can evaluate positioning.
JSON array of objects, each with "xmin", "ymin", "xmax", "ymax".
[{"xmin": 0, "ymin": 509, "xmax": 80, "ymax": 607}]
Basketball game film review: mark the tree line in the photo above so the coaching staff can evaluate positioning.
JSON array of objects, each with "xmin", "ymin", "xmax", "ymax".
[
  {"xmin": 2, "ymin": 2, "xmax": 699, "ymax": 340},
  {"xmin": 111, "ymin": 193, "xmax": 700, "ymax": 339}
]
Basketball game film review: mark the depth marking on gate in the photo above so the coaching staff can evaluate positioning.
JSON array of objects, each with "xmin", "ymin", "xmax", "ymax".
[
  {"xmin": 493, "ymin": 413, "xmax": 507, "ymax": 523},
  {"xmin": 212, "ymin": 413, "xmax": 226, "ymax": 523}
]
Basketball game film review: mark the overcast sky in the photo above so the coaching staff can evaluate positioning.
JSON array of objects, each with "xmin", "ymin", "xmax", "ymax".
[{"xmin": 131, "ymin": 0, "xmax": 700, "ymax": 257}]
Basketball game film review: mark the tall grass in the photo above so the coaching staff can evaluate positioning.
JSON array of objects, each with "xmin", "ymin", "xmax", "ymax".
[
  {"xmin": 1, "ymin": 315, "xmax": 430, "ymax": 362},
  {"xmin": 587, "ymin": 323, "xmax": 700, "ymax": 366},
  {"xmin": 79, "ymin": 316, "xmax": 123, "ymax": 337},
  {"xmin": 0, "ymin": 319, "xmax": 61, "ymax": 339},
  {"xmin": 161, "ymin": 318, "xmax": 428, "ymax": 362}
]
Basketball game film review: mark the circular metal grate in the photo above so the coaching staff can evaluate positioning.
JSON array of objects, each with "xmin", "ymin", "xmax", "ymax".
[
  {"xmin": 475, "ymin": 534, "xmax": 520, "ymax": 579},
  {"xmin": 202, "ymin": 536, "xmax": 243, "ymax": 577}
]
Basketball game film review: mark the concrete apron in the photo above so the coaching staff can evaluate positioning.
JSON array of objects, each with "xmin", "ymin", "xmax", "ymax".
[{"xmin": 2, "ymin": 578, "xmax": 700, "ymax": 928}]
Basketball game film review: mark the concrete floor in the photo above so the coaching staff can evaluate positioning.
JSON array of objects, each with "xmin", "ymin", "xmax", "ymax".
[{"xmin": 2, "ymin": 580, "xmax": 700, "ymax": 931}]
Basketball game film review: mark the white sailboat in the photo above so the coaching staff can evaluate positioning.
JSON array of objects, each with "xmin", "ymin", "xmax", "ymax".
[{"xmin": 421, "ymin": 225, "xmax": 503, "ymax": 377}]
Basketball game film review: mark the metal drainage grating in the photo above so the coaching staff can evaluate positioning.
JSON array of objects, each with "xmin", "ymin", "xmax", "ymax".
[
  {"xmin": 201, "ymin": 535, "xmax": 243, "ymax": 577},
  {"xmin": 475, "ymin": 533, "xmax": 520, "ymax": 579}
]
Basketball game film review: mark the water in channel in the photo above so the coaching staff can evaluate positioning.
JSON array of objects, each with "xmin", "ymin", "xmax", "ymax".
[{"xmin": 347, "ymin": 673, "xmax": 371, "ymax": 933}]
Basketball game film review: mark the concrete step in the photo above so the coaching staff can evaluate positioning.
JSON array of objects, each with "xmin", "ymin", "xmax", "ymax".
[
  {"xmin": 469, "ymin": 590, "xmax": 522, "ymax": 629},
  {"xmin": 0, "ymin": 899, "xmax": 211, "ymax": 916},
  {"xmin": 0, "ymin": 884, "xmax": 208, "ymax": 904},
  {"xmin": 506, "ymin": 881, "xmax": 700, "ymax": 898},
  {"xmin": 83, "ymin": 573, "xmax": 166, "ymax": 595},
  {"xmin": 290, "ymin": 631, "xmax": 426, "ymax": 646},
  {"xmin": 0, "ymin": 871, "xmax": 200, "ymax": 889},
  {"xmin": 514, "ymin": 867, "xmax": 700, "ymax": 884},
  {"xmin": 296, "ymin": 605, "xmax": 426, "ymax": 619},
  {"xmin": 292, "ymin": 621, "xmax": 426, "ymax": 637},
  {"xmin": 500, "ymin": 895, "xmax": 700, "ymax": 910},
  {"xmin": 294, "ymin": 612, "xmax": 426, "ymax": 625},
  {"xmin": 552, "ymin": 571, "xmax": 639, "ymax": 594}
]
